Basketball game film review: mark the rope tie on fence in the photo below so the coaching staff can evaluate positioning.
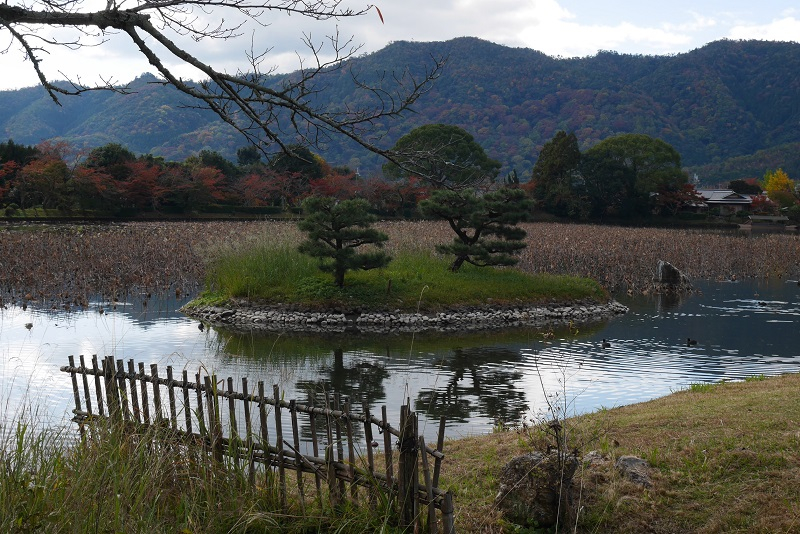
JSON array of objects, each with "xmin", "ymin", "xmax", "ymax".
[{"xmin": 398, "ymin": 436, "xmax": 418, "ymax": 453}]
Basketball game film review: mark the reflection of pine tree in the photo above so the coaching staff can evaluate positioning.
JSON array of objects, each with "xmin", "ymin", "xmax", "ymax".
[
  {"xmin": 415, "ymin": 348, "xmax": 528, "ymax": 425},
  {"xmin": 296, "ymin": 348, "xmax": 390, "ymax": 443}
]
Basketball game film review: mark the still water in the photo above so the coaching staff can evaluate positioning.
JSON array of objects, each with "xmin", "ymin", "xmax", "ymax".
[{"xmin": 1, "ymin": 278, "xmax": 798, "ymax": 440}]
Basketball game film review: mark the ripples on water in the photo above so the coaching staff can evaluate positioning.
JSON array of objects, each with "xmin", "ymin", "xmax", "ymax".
[{"xmin": 1, "ymin": 279, "xmax": 798, "ymax": 441}]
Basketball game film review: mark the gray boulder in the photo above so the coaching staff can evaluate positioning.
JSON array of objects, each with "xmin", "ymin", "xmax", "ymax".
[
  {"xmin": 655, "ymin": 260, "xmax": 692, "ymax": 290},
  {"xmin": 615, "ymin": 455, "xmax": 652, "ymax": 488},
  {"xmin": 494, "ymin": 451, "xmax": 578, "ymax": 528}
]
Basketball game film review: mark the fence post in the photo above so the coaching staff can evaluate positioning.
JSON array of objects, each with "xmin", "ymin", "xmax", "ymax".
[
  {"xmin": 91, "ymin": 355, "xmax": 105, "ymax": 417},
  {"xmin": 344, "ymin": 398, "xmax": 357, "ymax": 502},
  {"xmin": 433, "ymin": 416, "xmax": 446, "ymax": 488},
  {"xmin": 325, "ymin": 391, "xmax": 341, "ymax": 507},
  {"xmin": 309, "ymin": 392, "xmax": 323, "ymax": 505},
  {"xmin": 363, "ymin": 401, "xmax": 377, "ymax": 505},
  {"xmin": 182, "ymin": 370, "xmax": 192, "ymax": 433},
  {"xmin": 167, "ymin": 366, "xmax": 178, "ymax": 429},
  {"xmin": 104, "ymin": 356, "xmax": 121, "ymax": 423},
  {"xmin": 257, "ymin": 381, "xmax": 270, "ymax": 490},
  {"xmin": 419, "ymin": 436, "xmax": 437, "ymax": 534},
  {"xmin": 115, "ymin": 359, "xmax": 131, "ymax": 421},
  {"xmin": 128, "ymin": 360, "xmax": 141, "ymax": 424},
  {"xmin": 150, "ymin": 364, "xmax": 163, "ymax": 423},
  {"xmin": 398, "ymin": 404, "xmax": 419, "ymax": 529},
  {"xmin": 441, "ymin": 491, "xmax": 456, "ymax": 533},
  {"xmin": 205, "ymin": 375, "xmax": 223, "ymax": 463},
  {"xmin": 382, "ymin": 405, "xmax": 394, "ymax": 488},
  {"xmin": 242, "ymin": 377, "xmax": 254, "ymax": 486},
  {"xmin": 78, "ymin": 355, "xmax": 93, "ymax": 417},
  {"xmin": 66, "ymin": 355, "xmax": 84, "ymax": 435},
  {"xmin": 289, "ymin": 399, "xmax": 306, "ymax": 513},
  {"xmin": 227, "ymin": 377, "xmax": 239, "ymax": 469},
  {"xmin": 139, "ymin": 362, "xmax": 150, "ymax": 424},
  {"xmin": 273, "ymin": 384, "xmax": 286, "ymax": 509}
]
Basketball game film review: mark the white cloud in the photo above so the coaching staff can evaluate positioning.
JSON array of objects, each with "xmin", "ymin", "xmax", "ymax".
[
  {"xmin": 3, "ymin": 0, "xmax": 800, "ymax": 91},
  {"xmin": 664, "ymin": 12, "xmax": 719, "ymax": 33},
  {"xmin": 518, "ymin": 19, "xmax": 695, "ymax": 57},
  {"xmin": 728, "ymin": 16, "xmax": 800, "ymax": 43}
]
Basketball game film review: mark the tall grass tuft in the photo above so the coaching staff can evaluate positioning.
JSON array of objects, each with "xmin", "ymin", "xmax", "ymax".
[
  {"xmin": 1, "ymin": 413, "xmax": 398, "ymax": 533},
  {"xmin": 205, "ymin": 238, "xmax": 318, "ymax": 302}
]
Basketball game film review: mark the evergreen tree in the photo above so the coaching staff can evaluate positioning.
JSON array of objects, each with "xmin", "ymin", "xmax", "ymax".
[
  {"xmin": 419, "ymin": 188, "xmax": 532, "ymax": 272},
  {"xmin": 383, "ymin": 124, "xmax": 501, "ymax": 188},
  {"xmin": 531, "ymin": 131, "xmax": 584, "ymax": 217},
  {"xmin": 298, "ymin": 196, "xmax": 391, "ymax": 287}
]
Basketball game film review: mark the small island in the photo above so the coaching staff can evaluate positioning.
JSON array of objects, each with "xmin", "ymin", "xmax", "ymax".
[{"xmin": 182, "ymin": 194, "xmax": 628, "ymax": 333}]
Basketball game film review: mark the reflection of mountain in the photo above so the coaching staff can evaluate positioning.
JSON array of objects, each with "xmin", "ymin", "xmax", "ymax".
[{"xmin": 415, "ymin": 347, "xmax": 528, "ymax": 425}]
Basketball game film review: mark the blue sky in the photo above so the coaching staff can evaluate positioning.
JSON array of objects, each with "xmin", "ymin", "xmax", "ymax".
[{"xmin": 2, "ymin": 0, "xmax": 799, "ymax": 90}]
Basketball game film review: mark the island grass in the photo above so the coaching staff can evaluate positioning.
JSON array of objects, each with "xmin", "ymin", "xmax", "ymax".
[{"xmin": 199, "ymin": 243, "xmax": 608, "ymax": 312}]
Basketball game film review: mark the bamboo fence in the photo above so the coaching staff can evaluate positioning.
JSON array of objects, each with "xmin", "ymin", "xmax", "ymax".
[{"xmin": 60, "ymin": 355, "xmax": 455, "ymax": 533}]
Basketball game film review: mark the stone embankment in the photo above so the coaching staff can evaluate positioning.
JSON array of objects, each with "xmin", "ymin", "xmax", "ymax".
[{"xmin": 182, "ymin": 299, "xmax": 629, "ymax": 334}]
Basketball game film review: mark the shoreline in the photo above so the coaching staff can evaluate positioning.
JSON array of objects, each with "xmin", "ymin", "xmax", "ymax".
[{"xmin": 181, "ymin": 298, "xmax": 629, "ymax": 333}]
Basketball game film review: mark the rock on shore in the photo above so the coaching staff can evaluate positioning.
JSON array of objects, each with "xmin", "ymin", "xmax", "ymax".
[{"xmin": 182, "ymin": 299, "xmax": 628, "ymax": 334}]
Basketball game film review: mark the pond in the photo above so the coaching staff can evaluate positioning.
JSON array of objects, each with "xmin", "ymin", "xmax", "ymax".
[{"xmin": 1, "ymin": 278, "xmax": 798, "ymax": 442}]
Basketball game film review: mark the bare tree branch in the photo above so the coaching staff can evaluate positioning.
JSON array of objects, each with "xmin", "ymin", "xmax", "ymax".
[{"xmin": 0, "ymin": 1, "xmax": 444, "ymax": 160}]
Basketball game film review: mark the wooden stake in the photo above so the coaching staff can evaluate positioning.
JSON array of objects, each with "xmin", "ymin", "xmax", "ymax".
[
  {"xmin": 182, "ymin": 370, "xmax": 192, "ymax": 433},
  {"xmin": 274, "ymin": 384, "xmax": 286, "ymax": 508},
  {"xmin": 290, "ymin": 399, "xmax": 306, "ymax": 513},
  {"xmin": 92, "ymin": 355, "xmax": 105, "ymax": 416},
  {"xmin": 167, "ymin": 366, "xmax": 178, "ymax": 429},
  {"xmin": 128, "ymin": 359, "xmax": 140, "ymax": 424},
  {"xmin": 138, "ymin": 362, "xmax": 150, "ymax": 424}
]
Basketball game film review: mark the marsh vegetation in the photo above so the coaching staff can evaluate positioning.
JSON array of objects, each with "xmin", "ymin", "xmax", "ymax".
[{"xmin": 1, "ymin": 221, "xmax": 798, "ymax": 306}]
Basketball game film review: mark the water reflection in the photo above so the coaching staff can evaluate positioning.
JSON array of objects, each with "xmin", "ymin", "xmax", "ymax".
[
  {"xmin": 296, "ymin": 348, "xmax": 390, "ymax": 410},
  {"xmin": 1, "ymin": 279, "xmax": 798, "ymax": 442},
  {"xmin": 415, "ymin": 347, "xmax": 527, "ymax": 425}
]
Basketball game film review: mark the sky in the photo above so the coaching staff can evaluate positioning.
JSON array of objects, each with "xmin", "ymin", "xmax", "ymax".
[{"xmin": 1, "ymin": 0, "xmax": 800, "ymax": 91}]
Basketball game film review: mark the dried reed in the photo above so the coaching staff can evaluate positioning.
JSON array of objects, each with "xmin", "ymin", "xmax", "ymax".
[{"xmin": 1, "ymin": 221, "xmax": 797, "ymax": 306}]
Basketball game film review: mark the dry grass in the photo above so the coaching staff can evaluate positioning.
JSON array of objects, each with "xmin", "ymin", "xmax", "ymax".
[
  {"xmin": 1, "ymin": 221, "xmax": 798, "ymax": 306},
  {"xmin": 514, "ymin": 223, "xmax": 800, "ymax": 292},
  {"xmin": 0, "ymin": 221, "xmax": 272, "ymax": 306},
  {"xmin": 441, "ymin": 374, "xmax": 800, "ymax": 533}
]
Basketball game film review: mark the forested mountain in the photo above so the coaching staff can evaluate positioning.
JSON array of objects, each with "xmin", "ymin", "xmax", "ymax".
[{"xmin": 2, "ymin": 37, "xmax": 800, "ymax": 184}]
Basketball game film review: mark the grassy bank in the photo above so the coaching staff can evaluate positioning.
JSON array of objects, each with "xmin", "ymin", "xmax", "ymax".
[
  {"xmin": 442, "ymin": 373, "xmax": 800, "ymax": 532},
  {"xmin": 198, "ymin": 240, "xmax": 608, "ymax": 312}
]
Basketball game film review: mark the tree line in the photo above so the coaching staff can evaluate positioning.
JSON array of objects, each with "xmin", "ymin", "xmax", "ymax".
[
  {"xmin": 2, "ymin": 125, "xmax": 798, "ymax": 221},
  {"xmin": 525, "ymin": 131, "xmax": 800, "ymax": 221},
  {"xmin": 0, "ymin": 140, "xmax": 428, "ymax": 217}
]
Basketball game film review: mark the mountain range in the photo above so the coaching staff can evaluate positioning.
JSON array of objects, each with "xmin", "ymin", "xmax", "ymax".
[{"xmin": 3, "ymin": 37, "xmax": 800, "ymax": 185}]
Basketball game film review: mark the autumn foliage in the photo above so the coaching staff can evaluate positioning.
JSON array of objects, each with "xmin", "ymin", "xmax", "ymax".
[{"xmin": 0, "ymin": 140, "xmax": 430, "ymax": 216}]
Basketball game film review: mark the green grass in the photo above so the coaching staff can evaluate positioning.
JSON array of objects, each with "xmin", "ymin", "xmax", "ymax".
[
  {"xmin": 688, "ymin": 381, "xmax": 718, "ymax": 393},
  {"xmin": 199, "ymin": 244, "xmax": 608, "ymax": 313},
  {"xmin": 0, "ymin": 414, "xmax": 400, "ymax": 533}
]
